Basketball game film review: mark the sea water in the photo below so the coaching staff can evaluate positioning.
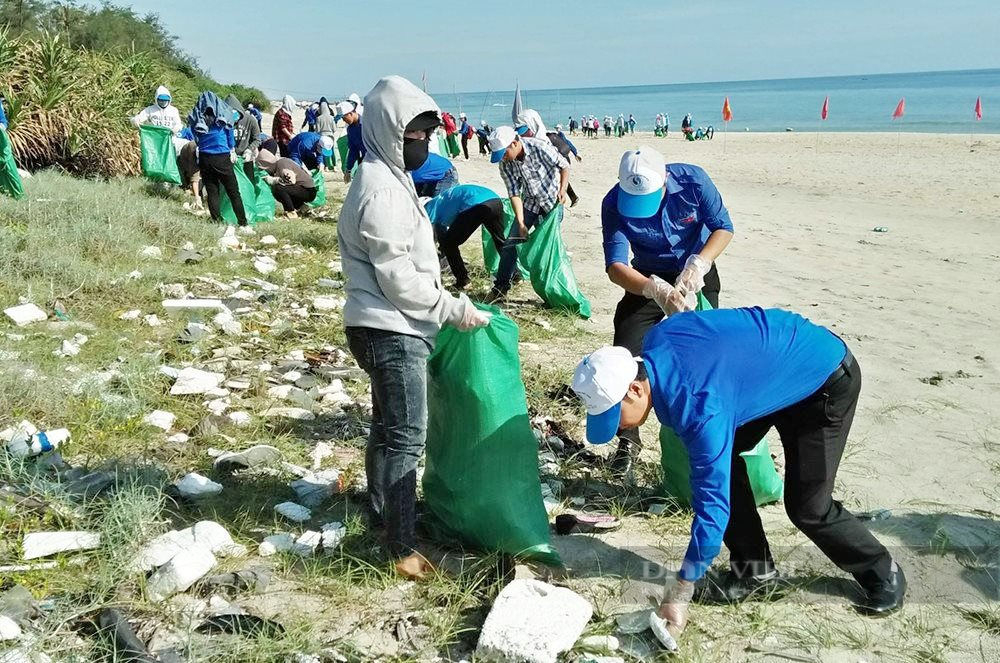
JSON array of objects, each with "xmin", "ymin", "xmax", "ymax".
[{"xmin": 438, "ymin": 68, "xmax": 1000, "ymax": 134}]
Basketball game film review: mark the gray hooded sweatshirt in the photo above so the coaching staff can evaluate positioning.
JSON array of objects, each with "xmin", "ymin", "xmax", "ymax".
[
  {"xmin": 337, "ymin": 76, "xmax": 463, "ymax": 341},
  {"xmin": 225, "ymin": 94, "xmax": 261, "ymax": 155}
]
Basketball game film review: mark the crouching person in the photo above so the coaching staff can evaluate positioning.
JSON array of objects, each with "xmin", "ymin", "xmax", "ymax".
[
  {"xmin": 423, "ymin": 184, "xmax": 506, "ymax": 291},
  {"xmin": 570, "ymin": 305, "xmax": 905, "ymax": 642},
  {"xmin": 338, "ymin": 76, "xmax": 491, "ymax": 579},
  {"xmin": 256, "ymin": 149, "xmax": 316, "ymax": 218}
]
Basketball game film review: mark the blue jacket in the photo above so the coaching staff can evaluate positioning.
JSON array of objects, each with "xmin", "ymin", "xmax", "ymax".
[
  {"xmin": 602, "ymin": 163, "xmax": 733, "ymax": 274},
  {"xmin": 288, "ymin": 131, "xmax": 322, "ymax": 170},
  {"xmin": 195, "ymin": 125, "xmax": 234, "ymax": 155},
  {"xmin": 424, "ymin": 184, "xmax": 500, "ymax": 229},
  {"xmin": 346, "ymin": 122, "xmax": 365, "ymax": 171},
  {"xmin": 411, "ymin": 153, "xmax": 454, "ymax": 185},
  {"xmin": 641, "ymin": 308, "xmax": 846, "ymax": 582}
]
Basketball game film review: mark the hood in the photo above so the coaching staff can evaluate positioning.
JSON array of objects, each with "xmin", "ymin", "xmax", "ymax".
[
  {"xmin": 522, "ymin": 109, "xmax": 547, "ymax": 137},
  {"xmin": 256, "ymin": 149, "xmax": 280, "ymax": 173},
  {"xmin": 281, "ymin": 95, "xmax": 296, "ymax": 115},
  {"xmin": 187, "ymin": 91, "xmax": 235, "ymax": 134},
  {"xmin": 318, "ymin": 97, "xmax": 332, "ymax": 117},
  {"xmin": 224, "ymin": 94, "xmax": 247, "ymax": 119},
  {"xmin": 155, "ymin": 85, "xmax": 171, "ymax": 104},
  {"xmin": 347, "ymin": 93, "xmax": 363, "ymax": 116},
  {"xmin": 361, "ymin": 74, "xmax": 439, "ymax": 191}
]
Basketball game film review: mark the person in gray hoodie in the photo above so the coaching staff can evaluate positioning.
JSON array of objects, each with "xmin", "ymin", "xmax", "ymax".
[
  {"xmin": 337, "ymin": 75, "xmax": 491, "ymax": 579},
  {"xmin": 225, "ymin": 94, "xmax": 262, "ymax": 179}
]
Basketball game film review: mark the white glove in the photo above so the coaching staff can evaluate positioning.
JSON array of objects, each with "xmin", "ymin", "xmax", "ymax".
[
  {"xmin": 263, "ymin": 175, "xmax": 280, "ymax": 186},
  {"xmin": 674, "ymin": 254, "xmax": 712, "ymax": 297},
  {"xmin": 229, "ymin": 150, "xmax": 237, "ymax": 164},
  {"xmin": 242, "ymin": 149, "xmax": 253, "ymax": 162},
  {"xmin": 642, "ymin": 275, "xmax": 695, "ymax": 317},
  {"xmin": 451, "ymin": 294, "xmax": 492, "ymax": 331}
]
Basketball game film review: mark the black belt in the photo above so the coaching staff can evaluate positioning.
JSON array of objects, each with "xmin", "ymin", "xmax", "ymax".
[{"xmin": 824, "ymin": 349, "xmax": 855, "ymax": 388}]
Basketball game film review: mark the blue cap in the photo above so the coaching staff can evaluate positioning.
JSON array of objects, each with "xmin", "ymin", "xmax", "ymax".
[
  {"xmin": 490, "ymin": 148, "xmax": 507, "ymax": 163},
  {"xmin": 156, "ymin": 94, "xmax": 170, "ymax": 101},
  {"xmin": 616, "ymin": 189, "xmax": 664, "ymax": 218},
  {"xmin": 515, "ymin": 125, "xmax": 529, "ymax": 135},
  {"xmin": 585, "ymin": 402, "xmax": 622, "ymax": 445}
]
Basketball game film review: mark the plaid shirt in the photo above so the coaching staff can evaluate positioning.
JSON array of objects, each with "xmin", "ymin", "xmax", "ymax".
[{"xmin": 498, "ymin": 136, "xmax": 569, "ymax": 214}]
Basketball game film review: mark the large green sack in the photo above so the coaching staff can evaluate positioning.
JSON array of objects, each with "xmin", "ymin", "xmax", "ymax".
[
  {"xmin": 307, "ymin": 169, "xmax": 326, "ymax": 208},
  {"xmin": 220, "ymin": 164, "xmax": 275, "ymax": 225},
  {"xmin": 138, "ymin": 125, "xmax": 181, "ymax": 185},
  {"xmin": 0, "ymin": 127, "xmax": 25, "ymax": 200},
  {"xmin": 519, "ymin": 205, "xmax": 592, "ymax": 319},
  {"xmin": 437, "ymin": 133, "xmax": 449, "ymax": 157},
  {"xmin": 337, "ymin": 135, "xmax": 359, "ymax": 176},
  {"xmin": 481, "ymin": 198, "xmax": 529, "ymax": 280},
  {"xmin": 445, "ymin": 133, "xmax": 461, "ymax": 158},
  {"xmin": 660, "ymin": 294, "xmax": 784, "ymax": 506},
  {"xmin": 424, "ymin": 305, "xmax": 561, "ymax": 566}
]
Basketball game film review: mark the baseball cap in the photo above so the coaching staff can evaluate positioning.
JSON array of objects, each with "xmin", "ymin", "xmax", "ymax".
[
  {"xmin": 514, "ymin": 125, "xmax": 530, "ymax": 136},
  {"xmin": 488, "ymin": 126, "xmax": 517, "ymax": 163},
  {"xmin": 617, "ymin": 147, "xmax": 666, "ymax": 218},
  {"xmin": 571, "ymin": 346, "xmax": 640, "ymax": 444},
  {"xmin": 336, "ymin": 101, "xmax": 356, "ymax": 117},
  {"xmin": 459, "ymin": 112, "xmax": 467, "ymax": 119},
  {"xmin": 320, "ymin": 135, "xmax": 335, "ymax": 151}
]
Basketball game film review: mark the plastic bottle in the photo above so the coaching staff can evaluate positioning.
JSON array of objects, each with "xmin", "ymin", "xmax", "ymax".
[{"xmin": 6, "ymin": 429, "xmax": 71, "ymax": 458}]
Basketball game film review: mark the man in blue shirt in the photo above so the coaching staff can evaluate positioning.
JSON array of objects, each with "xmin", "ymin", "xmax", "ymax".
[
  {"xmin": 411, "ymin": 152, "xmax": 458, "ymax": 198},
  {"xmin": 601, "ymin": 146, "xmax": 734, "ymax": 477},
  {"xmin": 571, "ymin": 308, "xmax": 904, "ymax": 641},
  {"xmin": 423, "ymin": 184, "xmax": 504, "ymax": 290},
  {"xmin": 338, "ymin": 100, "xmax": 365, "ymax": 183}
]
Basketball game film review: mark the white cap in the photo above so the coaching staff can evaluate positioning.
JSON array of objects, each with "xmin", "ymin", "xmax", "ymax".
[
  {"xmin": 617, "ymin": 147, "xmax": 666, "ymax": 217},
  {"xmin": 336, "ymin": 101, "xmax": 356, "ymax": 117},
  {"xmin": 459, "ymin": 112, "xmax": 467, "ymax": 118},
  {"xmin": 320, "ymin": 135, "xmax": 335, "ymax": 151},
  {"xmin": 571, "ymin": 346, "xmax": 639, "ymax": 444},
  {"xmin": 488, "ymin": 126, "xmax": 517, "ymax": 163}
]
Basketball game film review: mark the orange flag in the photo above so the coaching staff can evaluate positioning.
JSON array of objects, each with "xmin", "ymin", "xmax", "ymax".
[
  {"xmin": 722, "ymin": 97, "xmax": 733, "ymax": 122},
  {"xmin": 975, "ymin": 96, "xmax": 983, "ymax": 121},
  {"xmin": 821, "ymin": 96, "xmax": 829, "ymax": 120},
  {"xmin": 892, "ymin": 98, "xmax": 905, "ymax": 119}
]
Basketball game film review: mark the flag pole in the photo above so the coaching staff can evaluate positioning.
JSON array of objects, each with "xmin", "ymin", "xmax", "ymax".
[{"xmin": 723, "ymin": 121, "xmax": 727, "ymax": 154}]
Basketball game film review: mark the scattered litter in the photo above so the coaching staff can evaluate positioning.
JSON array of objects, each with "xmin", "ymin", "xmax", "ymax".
[
  {"xmin": 167, "ymin": 433, "xmax": 190, "ymax": 444},
  {"xmin": 476, "ymin": 579, "xmax": 593, "ymax": 663},
  {"xmin": 119, "ymin": 309, "xmax": 142, "ymax": 321},
  {"xmin": 292, "ymin": 531, "xmax": 322, "ymax": 556},
  {"xmin": 228, "ymin": 411, "xmax": 252, "ymax": 427},
  {"xmin": 205, "ymin": 398, "xmax": 229, "ymax": 416},
  {"xmin": 144, "ymin": 314, "xmax": 162, "ymax": 327},
  {"xmin": 173, "ymin": 472, "xmax": 223, "ymax": 498},
  {"xmin": 22, "ymin": 531, "xmax": 100, "ymax": 560},
  {"xmin": 162, "ymin": 299, "xmax": 226, "ymax": 318},
  {"xmin": 179, "ymin": 322, "xmax": 212, "ymax": 343},
  {"xmin": 0, "ymin": 615, "xmax": 21, "ymax": 640},
  {"xmin": 126, "ymin": 270, "xmax": 143, "ymax": 281},
  {"xmin": 213, "ymin": 445, "xmax": 281, "ymax": 473},
  {"xmin": 259, "ymin": 235, "xmax": 278, "ymax": 246},
  {"xmin": 199, "ymin": 567, "xmax": 271, "ymax": 595},
  {"xmin": 140, "ymin": 246, "xmax": 163, "ymax": 259},
  {"xmin": 95, "ymin": 608, "xmax": 156, "ymax": 662},
  {"xmin": 311, "ymin": 442, "xmax": 333, "ymax": 469},
  {"xmin": 312, "ymin": 296, "xmax": 345, "ymax": 312},
  {"xmin": 872, "ymin": 226, "xmax": 889, "ymax": 233},
  {"xmin": 144, "ymin": 410, "xmax": 176, "ymax": 431},
  {"xmin": 225, "ymin": 379, "xmax": 251, "ymax": 390},
  {"xmin": 290, "ymin": 470, "xmax": 342, "ymax": 507},
  {"xmin": 614, "ymin": 610, "xmax": 651, "ymax": 634},
  {"xmin": 261, "ymin": 407, "xmax": 315, "ymax": 421},
  {"xmin": 274, "ymin": 501, "xmax": 311, "ymax": 523},
  {"xmin": 317, "ymin": 278, "xmax": 343, "ymax": 289},
  {"xmin": 533, "ymin": 317, "xmax": 552, "ymax": 331},
  {"xmin": 578, "ymin": 635, "xmax": 620, "ymax": 652},
  {"xmin": 646, "ymin": 503, "xmax": 668, "ymax": 516},
  {"xmin": 132, "ymin": 521, "xmax": 243, "ymax": 573},
  {"xmin": 4, "ymin": 303, "xmax": 47, "ymax": 327},
  {"xmin": 647, "ymin": 612, "xmax": 679, "ymax": 653},
  {"xmin": 218, "ymin": 230, "xmax": 240, "ymax": 251},
  {"xmin": 320, "ymin": 522, "xmax": 347, "ymax": 553},
  {"xmin": 253, "ymin": 257, "xmax": 278, "ymax": 275},
  {"xmin": 170, "ymin": 368, "xmax": 225, "ymax": 395},
  {"xmin": 5, "ymin": 428, "xmax": 70, "ymax": 459},
  {"xmin": 554, "ymin": 513, "xmax": 621, "ymax": 535},
  {"xmin": 146, "ymin": 546, "xmax": 217, "ymax": 601},
  {"xmin": 194, "ymin": 613, "xmax": 284, "ymax": 638},
  {"xmin": 213, "ymin": 310, "xmax": 242, "ymax": 336},
  {"xmin": 258, "ymin": 533, "xmax": 295, "ymax": 557}
]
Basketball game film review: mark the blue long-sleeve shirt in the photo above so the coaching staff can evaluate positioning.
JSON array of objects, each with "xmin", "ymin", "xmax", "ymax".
[
  {"xmin": 602, "ymin": 163, "xmax": 733, "ymax": 274},
  {"xmin": 195, "ymin": 124, "xmax": 234, "ymax": 155},
  {"xmin": 557, "ymin": 131, "xmax": 579, "ymax": 157},
  {"xmin": 411, "ymin": 153, "xmax": 454, "ymax": 184},
  {"xmin": 641, "ymin": 308, "xmax": 846, "ymax": 581},
  {"xmin": 346, "ymin": 122, "xmax": 364, "ymax": 171},
  {"xmin": 423, "ymin": 184, "xmax": 500, "ymax": 229},
  {"xmin": 288, "ymin": 131, "xmax": 322, "ymax": 170}
]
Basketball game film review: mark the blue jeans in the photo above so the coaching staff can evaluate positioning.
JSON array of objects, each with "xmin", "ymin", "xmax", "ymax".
[
  {"xmin": 346, "ymin": 327, "xmax": 431, "ymax": 557},
  {"xmin": 495, "ymin": 206, "xmax": 562, "ymax": 291}
]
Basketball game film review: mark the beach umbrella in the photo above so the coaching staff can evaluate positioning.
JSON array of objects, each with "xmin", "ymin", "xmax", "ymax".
[
  {"xmin": 821, "ymin": 96, "xmax": 829, "ymax": 120},
  {"xmin": 892, "ymin": 98, "xmax": 905, "ymax": 119},
  {"xmin": 975, "ymin": 96, "xmax": 983, "ymax": 121},
  {"xmin": 512, "ymin": 83, "xmax": 523, "ymax": 126}
]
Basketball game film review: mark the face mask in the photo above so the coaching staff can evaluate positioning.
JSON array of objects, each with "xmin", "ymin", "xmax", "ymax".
[
  {"xmin": 403, "ymin": 137, "xmax": 429, "ymax": 171},
  {"xmin": 157, "ymin": 100, "xmax": 169, "ymax": 109}
]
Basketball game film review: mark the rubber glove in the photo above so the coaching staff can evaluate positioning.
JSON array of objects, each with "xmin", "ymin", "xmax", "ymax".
[
  {"xmin": 642, "ymin": 275, "xmax": 694, "ymax": 316},
  {"xmin": 451, "ymin": 294, "xmax": 492, "ymax": 331},
  {"xmin": 242, "ymin": 149, "xmax": 253, "ymax": 162},
  {"xmin": 653, "ymin": 577, "xmax": 694, "ymax": 650},
  {"xmin": 229, "ymin": 150, "xmax": 237, "ymax": 164},
  {"xmin": 675, "ymin": 254, "xmax": 712, "ymax": 297}
]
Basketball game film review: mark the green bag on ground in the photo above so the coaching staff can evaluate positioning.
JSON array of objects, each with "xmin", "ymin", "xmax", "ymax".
[
  {"xmin": 138, "ymin": 125, "xmax": 181, "ymax": 185},
  {"xmin": 519, "ymin": 205, "xmax": 592, "ymax": 319},
  {"xmin": 0, "ymin": 127, "xmax": 25, "ymax": 200},
  {"xmin": 481, "ymin": 198, "xmax": 529, "ymax": 280},
  {"xmin": 307, "ymin": 169, "xmax": 327, "ymax": 207},
  {"xmin": 445, "ymin": 133, "xmax": 461, "ymax": 158},
  {"xmin": 423, "ymin": 305, "xmax": 562, "ymax": 566},
  {"xmin": 660, "ymin": 294, "xmax": 784, "ymax": 506},
  {"xmin": 220, "ymin": 164, "xmax": 274, "ymax": 225},
  {"xmin": 437, "ymin": 133, "xmax": 449, "ymax": 157}
]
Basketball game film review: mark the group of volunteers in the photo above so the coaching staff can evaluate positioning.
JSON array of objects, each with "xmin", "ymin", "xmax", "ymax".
[
  {"xmin": 568, "ymin": 113, "xmax": 637, "ymax": 138},
  {"xmin": 130, "ymin": 87, "xmax": 371, "ymax": 227},
  {"xmin": 336, "ymin": 73, "xmax": 906, "ymax": 648}
]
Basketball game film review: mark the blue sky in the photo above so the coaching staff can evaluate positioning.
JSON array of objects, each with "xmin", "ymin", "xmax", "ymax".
[{"xmin": 93, "ymin": 0, "xmax": 999, "ymax": 98}]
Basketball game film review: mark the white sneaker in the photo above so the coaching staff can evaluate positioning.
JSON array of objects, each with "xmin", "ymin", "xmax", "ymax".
[{"xmin": 237, "ymin": 225, "xmax": 256, "ymax": 236}]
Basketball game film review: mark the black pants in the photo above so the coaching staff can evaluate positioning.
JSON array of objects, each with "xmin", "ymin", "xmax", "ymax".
[
  {"xmin": 200, "ymin": 152, "xmax": 247, "ymax": 226},
  {"xmin": 477, "ymin": 136, "xmax": 488, "ymax": 154},
  {"xmin": 242, "ymin": 160, "xmax": 255, "ymax": 181},
  {"xmin": 436, "ymin": 199, "xmax": 505, "ymax": 284},
  {"xmin": 566, "ymin": 182, "xmax": 579, "ymax": 206},
  {"xmin": 724, "ymin": 352, "xmax": 893, "ymax": 586},
  {"xmin": 614, "ymin": 266, "xmax": 720, "ymax": 452},
  {"xmin": 272, "ymin": 183, "xmax": 318, "ymax": 212},
  {"xmin": 461, "ymin": 134, "xmax": 470, "ymax": 159}
]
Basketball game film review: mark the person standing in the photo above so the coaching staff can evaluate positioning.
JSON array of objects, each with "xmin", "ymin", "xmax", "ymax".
[
  {"xmin": 571, "ymin": 309, "xmax": 905, "ymax": 643},
  {"xmin": 256, "ymin": 149, "xmax": 317, "ymax": 217},
  {"xmin": 423, "ymin": 184, "xmax": 506, "ymax": 290},
  {"xmin": 187, "ymin": 92, "xmax": 249, "ymax": 231},
  {"xmin": 131, "ymin": 86, "xmax": 184, "ymax": 135},
  {"xmin": 486, "ymin": 126, "xmax": 570, "ymax": 300},
  {"xmin": 601, "ymin": 146, "xmax": 734, "ymax": 475},
  {"xmin": 568, "ymin": 115, "xmax": 578, "ymax": 135},
  {"xmin": 476, "ymin": 120, "xmax": 492, "ymax": 155},
  {"xmin": 302, "ymin": 102, "xmax": 319, "ymax": 132},
  {"xmin": 628, "ymin": 114, "xmax": 636, "ymax": 134},
  {"xmin": 225, "ymin": 95, "xmax": 261, "ymax": 179},
  {"xmin": 441, "ymin": 111, "xmax": 461, "ymax": 158},
  {"xmin": 338, "ymin": 75, "xmax": 491, "ymax": 579},
  {"xmin": 315, "ymin": 97, "xmax": 338, "ymax": 170},
  {"xmin": 272, "ymin": 95, "xmax": 296, "ymax": 157},
  {"xmin": 663, "ymin": 112, "xmax": 670, "ymax": 136},
  {"xmin": 604, "ymin": 115, "xmax": 613, "ymax": 137},
  {"xmin": 338, "ymin": 100, "xmax": 365, "ymax": 182},
  {"xmin": 246, "ymin": 103, "xmax": 263, "ymax": 126},
  {"xmin": 516, "ymin": 110, "xmax": 581, "ymax": 206},
  {"xmin": 458, "ymin": 112, "xmax": 473, "ymax": 160}
]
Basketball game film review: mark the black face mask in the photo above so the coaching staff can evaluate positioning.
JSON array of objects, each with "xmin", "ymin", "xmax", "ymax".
[{"xmin": 403, "ymin": 137, "xmax": 429, "ymax": 171}]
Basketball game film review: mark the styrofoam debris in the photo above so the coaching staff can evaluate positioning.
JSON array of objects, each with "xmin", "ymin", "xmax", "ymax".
[
  {"xmin": 174, "ymin": 472, "xmax": 223, "ymax": 498},
  {"xmin": 205, "ymin": 398, "xmax": 229, "ymax": 416},
  {"xmin": 170, "ymin": 368, "xmax": 225, "ymax": 395},
  {"xmin": 4, "ymin": 304, "xmax": 47, "ymax": 327},
  {"xmin": 253, "ymin": 257, "xmax": 278, "ymax": 275},
  {"xmin": 259, "ymin": 235, "xmax": 278, "ymax": 246},
  {"xmin": 274, "ymin": 501, "xmax": 311, "ymax": 523},
  {"xmin": 146, "ymin": 545, "xmax": 217, "ymax": 601},
  {"xmin": 119, "ymin": 309, "xmax": 142, "ymax": 321},
  {"xmin": 262, "ymin": 407, "xmax": 315, "ymax": 421},
  {"xmin": 578, "ymin": 635, "xmax": 620, "ymax": 652},
  {"xmin": 0, "ymin": 615, "xmax": 21, "ymax": 640},
  {"xmin": 292, "ymin": 531, "xmax": 322, "ymax": 556},
  {"xmin": 22, "ymin": 531, "xmax": 101, "ymax": 560},
  {"xmin": 320, "ymin": 522, "xmax": 347, "ymax": 553},
  {"xmin": 312, "ymin": 296, "xmax": 345, "ymax": 312},
  {"xmin": 258, "ymin": 533, "xmax": 295, "ymax": 557},
  {"xmin": 167, "ymin": 433, "xmax": 190, "ymax": 444},
  {"xmin": 140, "ymin": 246, "xmax": 163, "ymax": 259},
  {"xmin": 144, "ymin": 314, "xmax": 162, "ymax": 327},
  {"xmin": 162, "ymin": 299, "xmax": 226, "ymax": 318},
  {"xmin": 317, "ymin": 278, "xmax": 343, "ymax": 289},
  {"xmin": 228, "ymin": 411, "xmax": 252, "ymax": 426},
  {"xmin": 143, "ymin": 410, "xmax": 176, "ymax": 431}
]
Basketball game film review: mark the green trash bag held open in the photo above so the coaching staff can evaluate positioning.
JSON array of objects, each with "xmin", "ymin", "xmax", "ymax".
[
  {"xmin": 481, "ymin": 198, "xmax": 529, "ymax": 281},
  {"xmin": 0, "ymin": 127, "xmax": 25, "ymax": 200},
  {"xmin": 138, "ymin": 125, "xmax": 181, "ymax": 185},
  {"xmin": 307, "ymin": 169, "xmax": 327, "ymax": 208},
  {"xmin": 519, "ymin": 205, "xmax": 592, "ymax": 319},
  {"xmin": 337, "ymin": 135, "xmax": 358, "ymax": 176},
  {"xmin": 423, "ymin": 305, "xmax": 562, "ymax": 566},
  {"xmin": 220, "ymin": 165, "xmax": 275, "ymax": 225},
  {"xmin": 660, "ymin": 294, "xmax": 783, "ymax": 506}
]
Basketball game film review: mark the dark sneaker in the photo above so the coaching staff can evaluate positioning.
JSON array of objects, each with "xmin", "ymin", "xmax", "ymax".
[
  {"xmin": 856, "ymin": 561, "xmax": 906, "ymax": 616},
  {"xmin": 608, "ymin": 441, "xmax": 639, "ymax": 482},
  {"xmin": 694, "ymin": 569, "xmax": 790, "ymax": 604},
  {"xmin": 485, "ymin": 287, "xmax": 507, "ymax": 304},
  {"xmin": 453, "ymin": 276, "xmax": 470, "ymax": 291}
]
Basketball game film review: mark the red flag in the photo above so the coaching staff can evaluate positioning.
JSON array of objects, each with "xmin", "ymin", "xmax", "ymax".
[
  {"xmin": 975, "ymin": 96, "xmax": 983, "ymax": 121},
  {"xmin": 722, "ymin": 97, "xmax": 732, "ymax": 122},
  {"xmin": 892, "ymin": 98, "xmax": 905, "ymax": 119},
  {"xmin": 821, "ymin": 96, "xmax": 829, "ymax": 120}
]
